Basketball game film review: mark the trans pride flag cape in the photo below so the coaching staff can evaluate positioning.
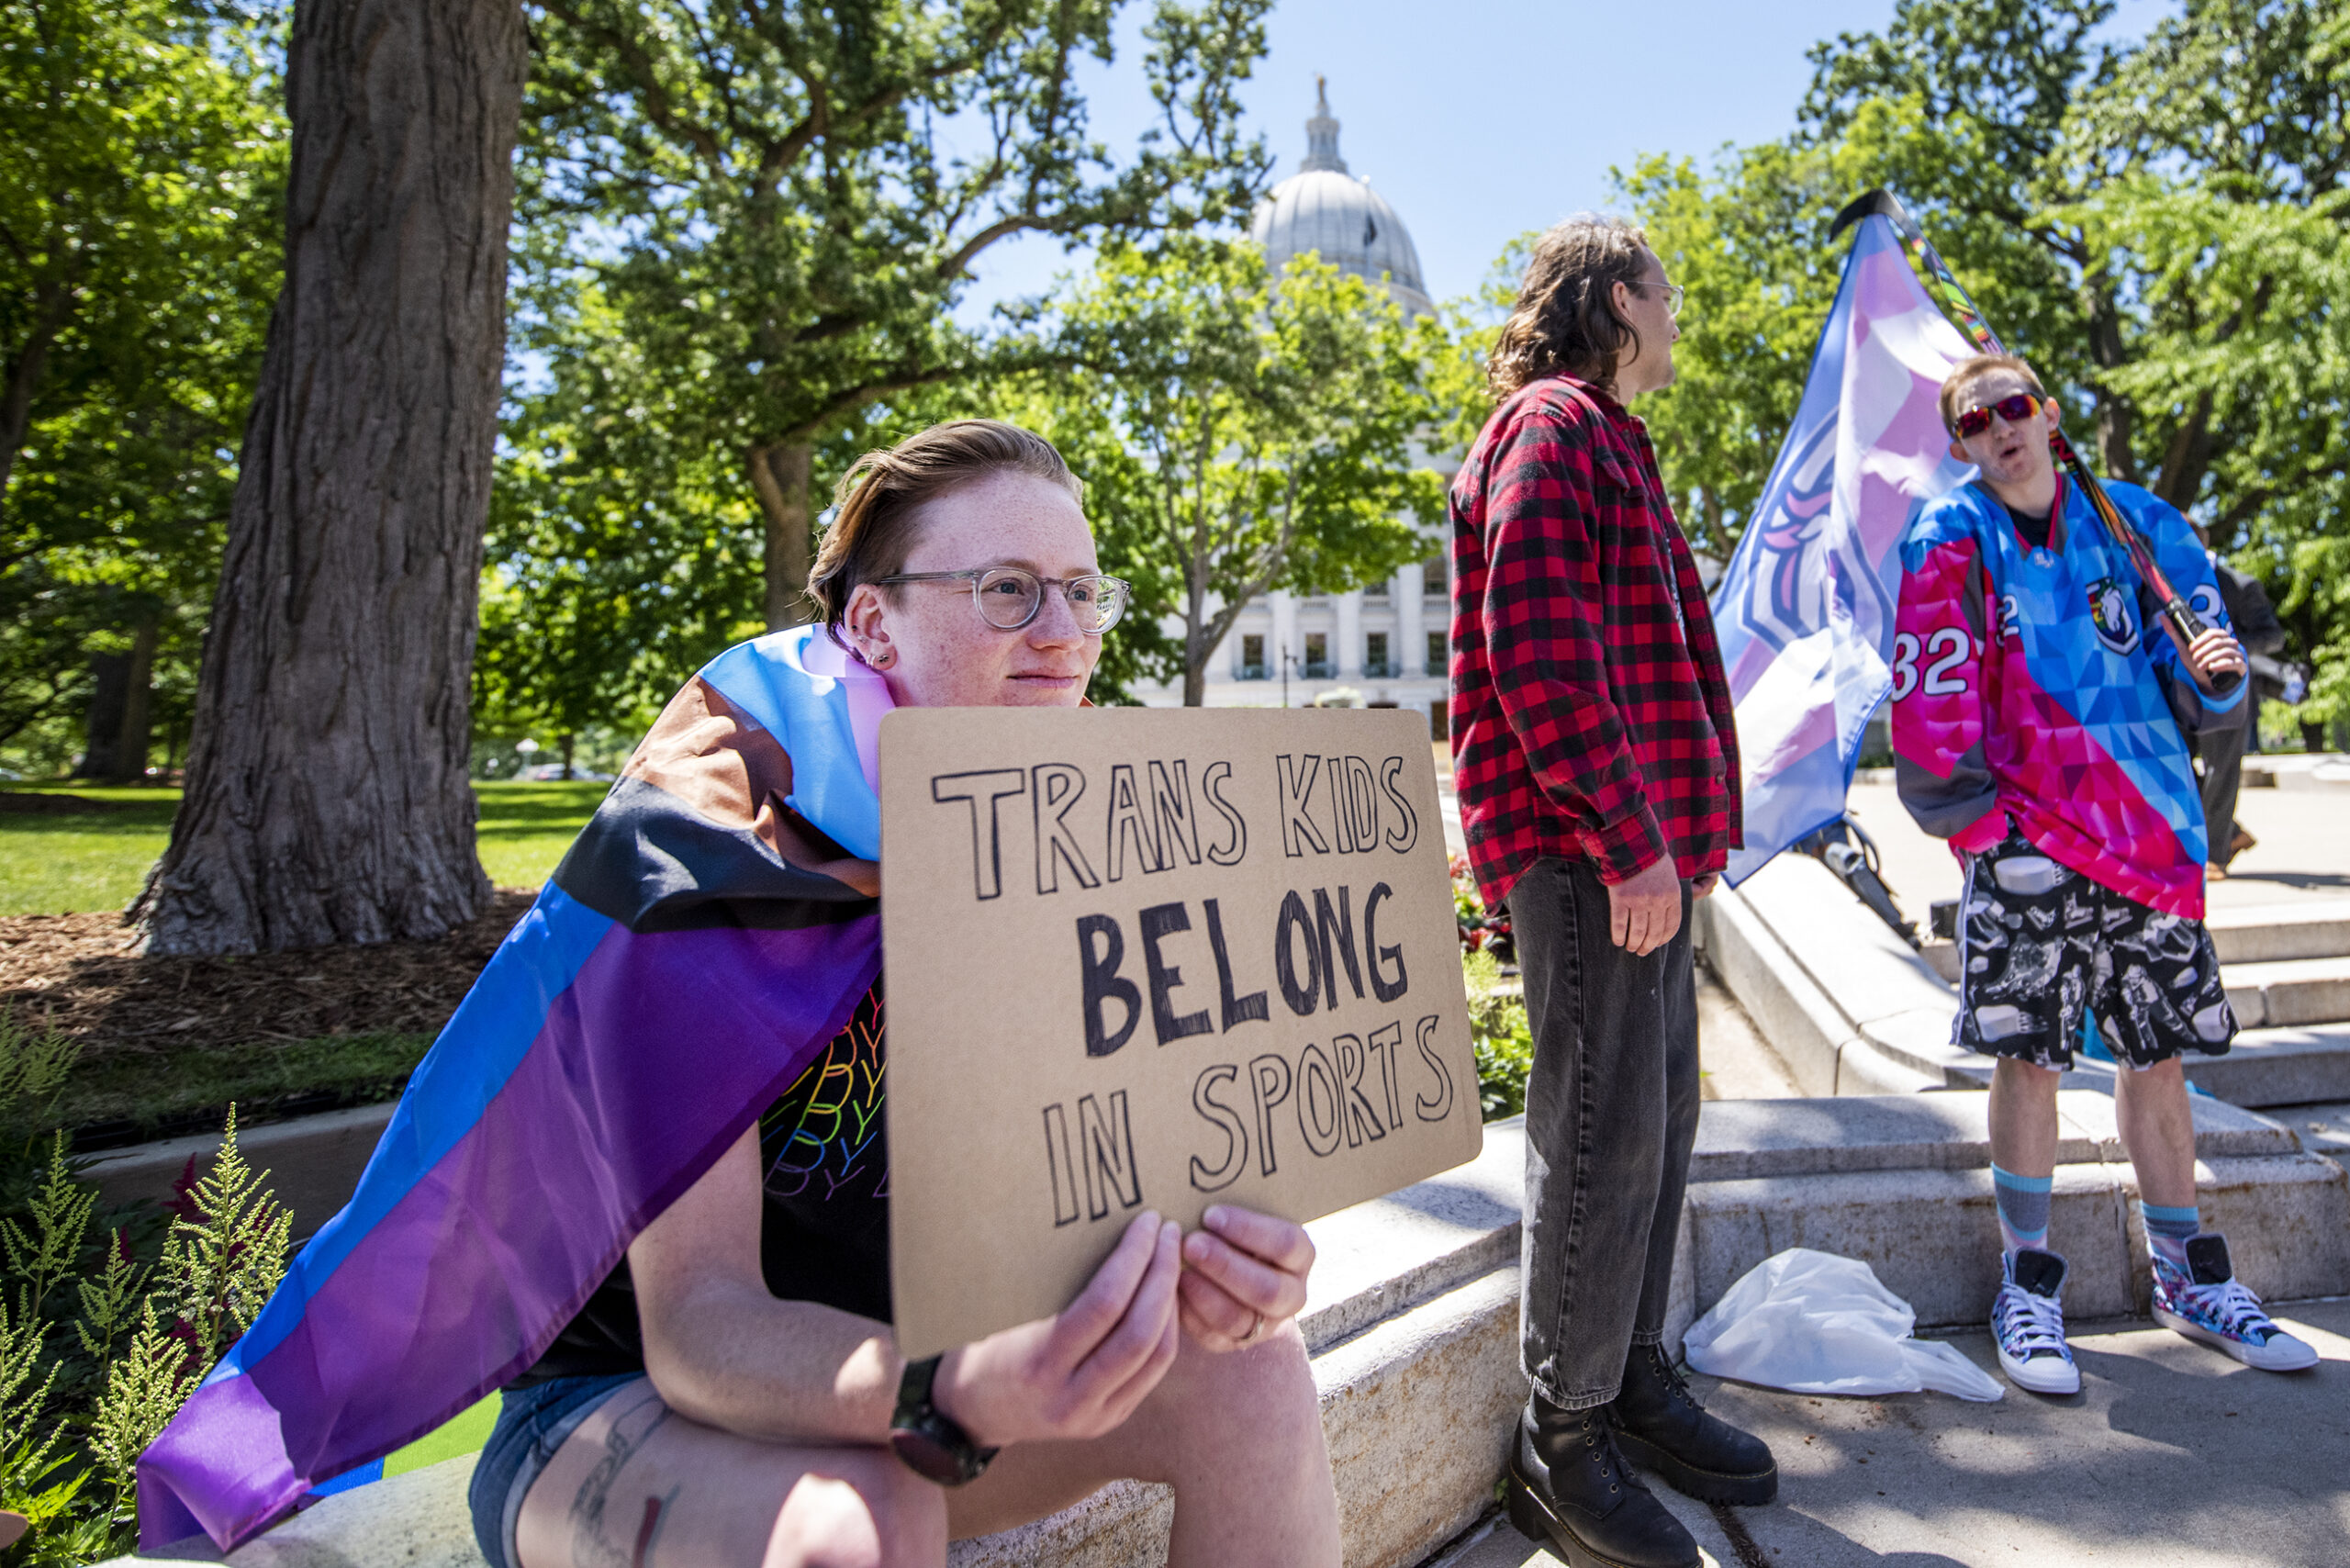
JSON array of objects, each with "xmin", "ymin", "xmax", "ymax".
[
  {"xmin": 1711, "ymin": 214, "xmax": 1977, "ymax": 884},
  {"xmin": 138, "ymin": 627, "xmax": 890, "ymax": 1552}
]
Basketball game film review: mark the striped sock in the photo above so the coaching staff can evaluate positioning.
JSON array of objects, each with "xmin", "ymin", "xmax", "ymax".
[
  {"xmin": 1992, "ymin": 1165, "xmax": 2053, "ymax": 1261},
  {"xmin": 2141, "ymin": 1201, "xmax": 2201, "ymax": 1271}
]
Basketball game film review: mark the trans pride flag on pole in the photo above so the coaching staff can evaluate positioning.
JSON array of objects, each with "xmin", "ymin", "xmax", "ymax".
[
  {"xmin": 1712, "ymin": 213, "xmax": 1978, "ymax": 885},
  {"xmin": 137, "ymin": 627, "xmax": 891, "ymax": 1552}
]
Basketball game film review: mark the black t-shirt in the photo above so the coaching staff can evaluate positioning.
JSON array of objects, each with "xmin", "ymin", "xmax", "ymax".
[
  {"xmin": 510, "ymin": 980, "xmax": 890, "ymax": 1386},
  {"xmin": 2006, "ymin": 501, "xmax": 2053, "ymax": 553}
]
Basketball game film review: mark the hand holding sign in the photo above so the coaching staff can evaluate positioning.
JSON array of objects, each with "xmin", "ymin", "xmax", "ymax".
[
  {"xmin": 883, "ymin": 707, "xmax": 1479, "ymax": 1358},
  {"xmin": 1177, "ymin": 1204, "xmax": 1316, "ymax": 1351},
  {"xmin": 936, "ymin": 1211, "xmax": 1184, "ymax": 1448}
]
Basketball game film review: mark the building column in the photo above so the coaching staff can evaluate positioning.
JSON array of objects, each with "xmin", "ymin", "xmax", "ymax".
[
  {"xmin": 1396, "ymin": 562, "xmax": 1426, "ymax": 676},
  {"xmin": 1270, "ymin": 589, "xmax": 1298, "ymax": 689},
  {"xmin": 1336, "ymin": 589, "xmax": 1363, "ymax": 680}
]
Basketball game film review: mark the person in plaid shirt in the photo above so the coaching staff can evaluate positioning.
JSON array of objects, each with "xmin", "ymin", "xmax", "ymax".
[{"xmin": 1451, "ymin": 215, "xmax": 1769, "ymax": 1568}]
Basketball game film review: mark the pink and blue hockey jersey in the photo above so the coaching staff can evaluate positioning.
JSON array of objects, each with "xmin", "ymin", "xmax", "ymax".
[{"xmin": 1891, "ymin": 475, "xmax": 2245, "ymax": 920}]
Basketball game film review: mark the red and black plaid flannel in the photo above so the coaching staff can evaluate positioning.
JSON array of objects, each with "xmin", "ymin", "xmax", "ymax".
[{"xmin": 1449, "ymin": 375, "xmax": 1741, "ymax": 912}]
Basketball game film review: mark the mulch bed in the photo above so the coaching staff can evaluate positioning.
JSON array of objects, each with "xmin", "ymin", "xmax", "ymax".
[{"xmin": 0, "ymin": 889, "xmax": 538, "ymax": 1062}]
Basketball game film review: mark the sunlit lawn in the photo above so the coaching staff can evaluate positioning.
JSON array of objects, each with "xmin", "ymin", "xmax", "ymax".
[{"xmin": 0, "ymin": 780, "xmax": 610, "ymax": 915}]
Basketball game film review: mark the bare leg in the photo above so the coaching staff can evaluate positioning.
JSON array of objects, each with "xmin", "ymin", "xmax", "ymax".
[
  {"xmin": 2114, "ymin": 1057, "xmax": 2199, "ymax": 1209},
  {"xmin": 1987, "ymin": 1058, "xmax": 2061, "ymax": 1181},
  {"xmin": 951, "ymin": 1323, "xmax": 1339, "ymax": 1568},
  {"xmin": 516, "ymin": 1379, "xmax": 946, "ymax": 1568},
  {"xmin": 515, "ymin": 1327, "xmax": 1337, "ymax": 1568}
]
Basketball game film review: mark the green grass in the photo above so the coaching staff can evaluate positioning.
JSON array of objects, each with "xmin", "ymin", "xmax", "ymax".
[
  {"xmin": 474, "ymin": 779, "xmax": 610, "ymax": 886},
  {"xmin": 0, "ymin": 780, "xmax": 610, "ymax": 914},
  {"xmin": 51, "ymin": 1031, "xmax": 432, "ymax": 1143},
  {"xmin": 0, "ymin": 786, "xmax": 182, "ymax": 915}
]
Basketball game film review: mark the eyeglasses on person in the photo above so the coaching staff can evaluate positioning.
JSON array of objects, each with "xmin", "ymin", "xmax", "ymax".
[
  {"xmin": 1953, "ymin": 392, "xmax": 2042, "ymax": 439},
  {"xmin": 873, "ymin": 566, "xmax": 1133, "ymax": 634},
  {"xmin": 1628, "ymin": 279, "xmax": 1685, "ymax": 319}
]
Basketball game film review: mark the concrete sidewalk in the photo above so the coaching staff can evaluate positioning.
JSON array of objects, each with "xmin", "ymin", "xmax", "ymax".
[{"xmin": 1431, "ymin": 1297, "xmax": 2350, "ymax": 1568}]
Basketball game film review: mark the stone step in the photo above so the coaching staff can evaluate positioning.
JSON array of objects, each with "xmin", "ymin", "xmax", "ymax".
[
  {"xmin": 2203, "ymin": 899, "xmax": 2350, "ymax": 963},
  {"xmin": 97, "ymin": 1099, "xmax": 2350, "ymax": 1568},
  {"xmin": 1710, "ymin": 862, "xmax": 2350, "ymax": 1103},
  {"xmin": 2222, "ymin": 955, "xmax": 2350, "ymax": 1028},
  {"xmin": 2180, "ymin": 1022, "xmax": 2350, "ymax": 1107},
  {"xmin": 2280, "ymin": 1099, "xmax": 2350, "ymax": 1170}
]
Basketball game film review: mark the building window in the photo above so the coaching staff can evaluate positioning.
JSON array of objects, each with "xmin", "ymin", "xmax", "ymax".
[
  {"xmin": 1427, "ymin": 631, "xmax": 1448, "ymax": 673},
  {"xmin": 1423, "ymin": 556, "xmax": 1447, "ymax": 596},
  {"xmin": 1239, "ymin": 633, "xmax": 1267, "ymax": 679},
  {"xmin": 1304, "ymin": 631, "xmax": 1332, "ymax": 678},
  {"xmin": 1364, "ymin": 632, "xmax": 1393, "ymax": 678},
  {"xmin": 1364, "ymin": 577, "xmax": 1388, "ymax": 599}
]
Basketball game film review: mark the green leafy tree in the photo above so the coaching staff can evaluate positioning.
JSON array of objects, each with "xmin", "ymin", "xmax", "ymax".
[
  {"xmin": 1615, "ymin": 0, "xmax": 2350, "ymax": 666},
  {"xmin": 1020, "ymin": 241, "xmax": 1442, "ymax": 705},
  {"xmin": 0, "ymin": 0, "xmax": 285, "ymax": 781},
  {"xmin": 516, "ymin": 0, "xmax": 1274, "ymax": 638}
]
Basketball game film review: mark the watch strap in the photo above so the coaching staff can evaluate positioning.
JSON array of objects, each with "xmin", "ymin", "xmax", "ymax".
[{"xmin": 888, "ymin": 1354, "xmax": 998, "ymax": 1486}]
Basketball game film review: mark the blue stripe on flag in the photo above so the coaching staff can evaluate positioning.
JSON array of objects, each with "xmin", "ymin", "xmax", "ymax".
[{"xmin": 207, "ymin": 886, "xmax": 615, "ymax": 1382}]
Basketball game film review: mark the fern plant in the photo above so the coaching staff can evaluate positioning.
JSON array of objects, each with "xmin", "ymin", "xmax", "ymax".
[{"xmin": 0, "ymin": 1103, "xmax": 295, "ymax": 1562}]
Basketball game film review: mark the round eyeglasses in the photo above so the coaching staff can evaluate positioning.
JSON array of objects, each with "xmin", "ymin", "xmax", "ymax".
[{"xmin": 874, "ymin": 566, "xmax": 1133, "ymax": 634}]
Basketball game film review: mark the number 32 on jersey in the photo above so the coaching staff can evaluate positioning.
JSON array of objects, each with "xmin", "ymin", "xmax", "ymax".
[{"xmin": 1889, "ymin": 626, "xmax": 1975, "ymax": 701}]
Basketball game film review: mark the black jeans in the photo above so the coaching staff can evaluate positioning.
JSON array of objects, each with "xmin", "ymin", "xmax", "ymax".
[{"xmin": 1509, "ymin": 857, "xmax": 1700, "ymax": 1410}]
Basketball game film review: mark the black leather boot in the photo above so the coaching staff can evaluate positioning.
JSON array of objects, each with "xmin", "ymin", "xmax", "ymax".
[
  {"xmin": 1505, "ymin": 1392, "xmax": 1701, "ymax": 1568},
  {"xmin": 1607, "ymin": 1342, "xmax": 1778, "ymax": 1505}
]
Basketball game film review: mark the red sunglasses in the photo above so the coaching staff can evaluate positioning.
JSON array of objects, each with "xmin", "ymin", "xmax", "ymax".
[{"xmin": 1953, "ymin": 392, "xmax": 2041, "ymax": 439}]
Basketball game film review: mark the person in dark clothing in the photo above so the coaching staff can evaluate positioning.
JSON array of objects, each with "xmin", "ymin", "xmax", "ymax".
[
  {"xmin": 2196, "ymin": 539, "xmax": 2288, "ymax": 874},
  {"xmin": 1450, "ymin": 214, "xmax": 1771, "ymax": 1568}
]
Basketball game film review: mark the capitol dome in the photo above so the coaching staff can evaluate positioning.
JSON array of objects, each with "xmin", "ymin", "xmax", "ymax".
[{"xmin": 1250, "ymin": 80, "xmax": 1434, "ymax": 319}]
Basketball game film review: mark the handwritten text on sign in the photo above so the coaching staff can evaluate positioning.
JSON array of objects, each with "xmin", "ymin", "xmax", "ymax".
[{"xmin": 881, "ymin": 708, "xmax": 1480, "ymax": 1358}]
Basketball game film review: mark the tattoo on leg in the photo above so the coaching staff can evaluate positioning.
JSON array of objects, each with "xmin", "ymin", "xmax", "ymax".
[
  {"xmin": 632, "ymin": 1489, "xmax": 677, "ymax": 1568},
  {"xmin": 570, "ymin": 1389, "xmax": 673, "ymax": 1568}
]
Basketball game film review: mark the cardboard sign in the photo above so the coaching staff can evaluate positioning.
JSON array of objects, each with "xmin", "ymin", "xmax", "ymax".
[{"xmin": 881, "ymin": 707, "xmax": 1482, "ymax": 1358}]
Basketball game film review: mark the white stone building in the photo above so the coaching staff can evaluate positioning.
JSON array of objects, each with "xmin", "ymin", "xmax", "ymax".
[{"xmin": 1127, "ymin": 83, "xmax": 1455, "ymax": 736}]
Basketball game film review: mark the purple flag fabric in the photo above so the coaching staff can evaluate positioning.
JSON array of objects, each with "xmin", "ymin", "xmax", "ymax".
[
  {"xmin": 1711, "ymin": 214, "xmax": 1976, "ymax": 884},
  {"xmin": 138, "ymin": 628, "xmax": 891, "ymax": 1551}
]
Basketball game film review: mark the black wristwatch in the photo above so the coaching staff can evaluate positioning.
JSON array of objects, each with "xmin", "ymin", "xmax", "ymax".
[{"xmin": 888, "ymin": 1354, "xmax": 999, "ymax": 1486}]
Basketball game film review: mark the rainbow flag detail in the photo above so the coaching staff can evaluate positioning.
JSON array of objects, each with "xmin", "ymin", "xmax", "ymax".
[
  {"xmin": 1711, "ymin": 213, "xmax": 1976, "ymax": 883},
  {"xmin": 137, "ymin": 627, "xmax": 890, "ymax": 1552}
]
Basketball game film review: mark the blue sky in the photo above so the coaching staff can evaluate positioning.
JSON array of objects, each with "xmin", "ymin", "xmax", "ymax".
[{"xmin": 959, "ymin": 0, "xmax": 2173, "ymax": 319}]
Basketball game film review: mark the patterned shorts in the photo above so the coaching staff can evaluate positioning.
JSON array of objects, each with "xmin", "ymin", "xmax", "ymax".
[{"xmin": 1954, "ymin": 827, "xmax": 2235, "ymax": 1070}]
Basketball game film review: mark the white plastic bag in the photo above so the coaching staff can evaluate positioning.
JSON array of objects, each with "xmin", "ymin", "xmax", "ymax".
[{"xmin": 1681, "ymin": 1248, "xmax": 2004, "ymax": 1402}]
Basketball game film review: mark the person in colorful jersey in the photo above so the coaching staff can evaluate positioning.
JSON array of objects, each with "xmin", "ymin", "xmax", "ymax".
[
  {"xmin": 1892, "ymin": 354, "xmax": 2318, "ymax": 1394},
  {"xmin": 139, "ymin": 422, "xmax": 1337, "ymax": 1567}
]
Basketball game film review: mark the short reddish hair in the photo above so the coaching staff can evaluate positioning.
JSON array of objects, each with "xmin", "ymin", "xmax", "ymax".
[{"xmin": 1939, "ymin": 354, "xmax": 2047, "ymax": 434}]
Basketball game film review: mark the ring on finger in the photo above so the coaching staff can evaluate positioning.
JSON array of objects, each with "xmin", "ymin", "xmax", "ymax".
[{"xmin": 1241, "ymin": 1311, "xmax": 1265, "ymax": 1343}]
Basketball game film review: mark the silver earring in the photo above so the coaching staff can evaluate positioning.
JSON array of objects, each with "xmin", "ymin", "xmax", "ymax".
[{"xmin": 867, "ymin": 645, "xmax": 894, "ymax": 668}]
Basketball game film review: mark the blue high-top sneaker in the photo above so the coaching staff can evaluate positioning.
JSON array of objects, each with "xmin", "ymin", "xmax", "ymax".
[
  {"xmin": 1992, "ymin": 1248, "xmax": 2080, "ymax": 1395},
  {"xmin": 2150, "ymin": 1234, "xmax": 2318, "ymax": 1372}
]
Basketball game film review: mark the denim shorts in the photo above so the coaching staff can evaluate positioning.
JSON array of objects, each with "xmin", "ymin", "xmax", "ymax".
[{"xmin": 468, "ymin": 1373, "xmax": 644, "ymax": 1568}]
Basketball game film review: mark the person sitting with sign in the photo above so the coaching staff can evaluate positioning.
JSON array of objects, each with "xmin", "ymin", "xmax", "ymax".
[{"xmin": 136, "ymin": 420, "xmax": 1337, "ymax": 1568}]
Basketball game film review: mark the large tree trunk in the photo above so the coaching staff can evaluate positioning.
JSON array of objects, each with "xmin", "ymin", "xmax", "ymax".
[
  {"xmin": 134, "ymin": 0, "xmax": 526, "ymax": 956},
  {"xmin": 76, "ymin": 614, "xmax": 157, "ymax": 783},
  {"xmin": 752, "ymin": 441, "xmax": 816, "ymax": 631}
]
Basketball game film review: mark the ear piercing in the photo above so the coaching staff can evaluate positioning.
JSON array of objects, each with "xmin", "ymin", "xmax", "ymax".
[{"xmin": 866, "ymin": 645, "xmax": 895, "ymax": 668}]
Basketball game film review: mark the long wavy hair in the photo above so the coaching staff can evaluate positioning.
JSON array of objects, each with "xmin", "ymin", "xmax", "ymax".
[{"xmin": 1484, "ymin": 214, "xmax": 1654, "ymax": 401}]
